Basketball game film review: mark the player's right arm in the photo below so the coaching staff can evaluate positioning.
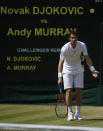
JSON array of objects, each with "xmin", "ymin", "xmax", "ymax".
[
  {"xmin": 58, "ymin": 59, "xmax": 64, "ymax": 86},
  {"xmin": 58, "ymin": 44, "xmax": 67, "ymax": 86}
]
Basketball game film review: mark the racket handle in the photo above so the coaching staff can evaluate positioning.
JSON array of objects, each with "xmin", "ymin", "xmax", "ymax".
[{"xmin": 59, "ymin": 86, "xmax": 62, "ymax": 93}]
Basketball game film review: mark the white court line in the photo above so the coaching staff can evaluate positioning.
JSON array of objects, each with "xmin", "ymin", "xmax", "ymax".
[{"xmin": 0, "ymin": 123, "xmax": 103, "ymax": 131}]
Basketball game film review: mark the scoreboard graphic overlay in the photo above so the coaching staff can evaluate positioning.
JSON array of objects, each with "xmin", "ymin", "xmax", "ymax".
[{"xmin": 0, "ymin": 0, "xmax": 102, "ymax": 88}]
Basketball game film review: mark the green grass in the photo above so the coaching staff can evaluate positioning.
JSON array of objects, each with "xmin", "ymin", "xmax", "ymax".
[{"xmin": 0, "ymin": 104, "xmax": 103, "ymax": 128}]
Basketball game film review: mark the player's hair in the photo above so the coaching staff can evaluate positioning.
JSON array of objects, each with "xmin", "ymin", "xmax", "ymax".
[{"xmin": 69, "ymin": 31, "xmax": 78, "ymax": 37}]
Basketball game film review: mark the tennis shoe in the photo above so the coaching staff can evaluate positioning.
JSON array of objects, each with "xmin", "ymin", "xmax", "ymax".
[
  {"xmin": 74, "ymin": 113, "xmax": 82, "ymax": 120},
  {"xmin": 67, "ymin": 112, "xmax": 74, "ymax": 121}
]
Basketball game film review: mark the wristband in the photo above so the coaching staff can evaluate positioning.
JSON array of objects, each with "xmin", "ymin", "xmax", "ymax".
[
  {"xmin": 58, "ymin": 72, "xmax": 62, "ymax": 78},
  {"xmin": 90, "ymin": 66, "xmax": 95, "ymax": 72}
]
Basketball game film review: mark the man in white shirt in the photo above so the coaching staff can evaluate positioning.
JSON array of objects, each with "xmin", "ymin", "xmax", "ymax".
[{"xmin": 58, "ymin": 31, "xmax": 99, "ymax": 121}]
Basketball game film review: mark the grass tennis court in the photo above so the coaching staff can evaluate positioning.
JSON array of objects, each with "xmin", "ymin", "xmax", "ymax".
[{"xmin": 0, "ymin": 104, "xmax": 103, "ymax": 128}]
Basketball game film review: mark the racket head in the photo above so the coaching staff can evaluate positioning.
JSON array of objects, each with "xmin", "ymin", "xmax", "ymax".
[
  {"xmin": 55, "ymin": 86, "xmax": 68, "ymax": 118},
  {"xmin": 55, "ymin": 100, "xmax": 68, "ymax": 118}
]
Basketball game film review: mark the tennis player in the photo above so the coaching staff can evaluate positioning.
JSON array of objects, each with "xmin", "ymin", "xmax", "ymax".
[{"xmin": 58, "ymin": 31, "xmax": 99, "ymax": 121}]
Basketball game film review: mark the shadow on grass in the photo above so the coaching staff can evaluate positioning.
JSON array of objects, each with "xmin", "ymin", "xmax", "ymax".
[{"xmin": 83, "ymin": 118, "xmax": 103, "ymax": 121}]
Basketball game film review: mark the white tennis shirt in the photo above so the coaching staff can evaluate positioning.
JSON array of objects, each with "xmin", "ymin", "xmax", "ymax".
[{"xmin": 60, "ymin": 41, "xmax": 88, "ymax": 74}]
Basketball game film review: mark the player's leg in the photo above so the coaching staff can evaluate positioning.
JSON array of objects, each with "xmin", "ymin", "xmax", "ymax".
[
  {"xmin": 66, "ymin": 88, "xmax": 72, "ymax": 107},
  {"xmin": 74, "ymin": 88, "xmax": 82, "ymax": 120},
  {"xmin": 75, "ymin": 88, "xmax": 82, "ymax": 106},
  {"xmin": 74, "ymin": 72, "xmax": 84, "ymax": 120},
  {"xmin": 63, "ymin": 73, "xmax": 74, "ymax": 120},
  {"xmin": 66, "ymin": 88, "xmax": 74, "ymax": 120}
]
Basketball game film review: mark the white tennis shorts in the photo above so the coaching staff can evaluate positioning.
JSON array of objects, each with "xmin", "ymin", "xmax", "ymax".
[{"xmin": 63, "ymin": 72, "xmax": 84, "ymax": 90}]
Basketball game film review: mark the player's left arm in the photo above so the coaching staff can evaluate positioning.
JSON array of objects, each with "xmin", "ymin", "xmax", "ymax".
[{"xmin": 84, "ymin": 55, "xmax": 99, "ymax": 78}]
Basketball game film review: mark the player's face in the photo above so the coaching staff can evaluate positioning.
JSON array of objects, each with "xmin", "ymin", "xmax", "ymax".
[{"xmin": 69, "ymin": 34, "xmax": 77, "ymax": 45}]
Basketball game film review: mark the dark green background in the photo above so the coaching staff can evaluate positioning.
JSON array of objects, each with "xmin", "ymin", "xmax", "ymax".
[{"xmin": 0, "ymin": 0, "xmax": 103, "ymax": 105}]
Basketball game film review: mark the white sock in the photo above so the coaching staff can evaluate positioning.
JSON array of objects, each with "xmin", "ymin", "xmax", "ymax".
[
  {"xmin": 68, "ymin": 106, "xmax": 72, "ymax": 113},
  {"xmin": 76, "ymin": 106, "xmax": 80, "ymax": 114}
]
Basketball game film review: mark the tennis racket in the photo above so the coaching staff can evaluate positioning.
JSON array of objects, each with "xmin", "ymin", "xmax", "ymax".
[{"xmin": 55, "ymin": 86, "xmax": 68, "ymax": 118}]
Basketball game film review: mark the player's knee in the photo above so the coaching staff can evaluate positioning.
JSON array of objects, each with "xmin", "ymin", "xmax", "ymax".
[
  {"xmin": 66, "ymin": 88, "xmax": 72, "ymax": 95},
  {"xmin": 76, "ymin": 88, "xmax": 82, "ymax": 92}
]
